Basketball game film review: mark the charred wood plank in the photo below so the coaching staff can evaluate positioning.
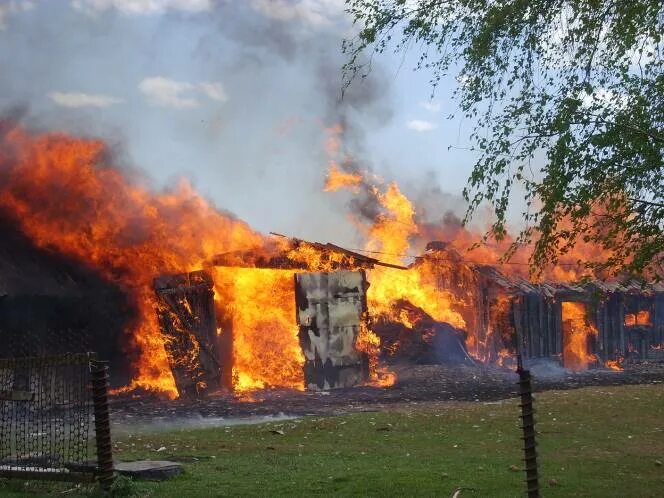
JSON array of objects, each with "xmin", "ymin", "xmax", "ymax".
[
  {"xmin": 546, "ymin": 300, "xmax": 554, "ymax": 358},
  {"xmin": 527, "ymin": 294, "xmax": 538, "ymax": 358},
  {"xmin": 553, "ymin": 300, "xmax": 562, "ymax": 358},
  {"xmin": 601, "ymin": 300, "xmax": 609, "ymax": 361},
  {"xmin": 538, "ymin": 297, "xmax": 545, "ymax": 357},
  {"xmin": 153, "ymin": 270, "xmax": 221, "ymax": 397},
  {"xmin": 513, "ymin": 296, "xmax": 526, "ymax": 357}
]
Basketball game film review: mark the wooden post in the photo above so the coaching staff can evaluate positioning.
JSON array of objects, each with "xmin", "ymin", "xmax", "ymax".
[
  {"xmin": 90, "ymin": 360, "xmax": 115, "ymax": 490},
  {"xmin": 517, "ymin": 355, "xmax": 540, "ymax": 498},
  {"xmin": 618, "ymin": 294, "xmax": 626, "ymax": 358}
]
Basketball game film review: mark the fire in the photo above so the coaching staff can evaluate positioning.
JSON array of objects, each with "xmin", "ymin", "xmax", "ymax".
[
  {"xmin": 0, "ymin": 120, "xmax": 628, "ymax": 397},
  {"xmin": 496, "ymin": 348, "xmax": 513, "ymax": 368},
  {"xmin": 0, "ymin": 123, "xmax": 404, "ymax": 396},
  {"xmin": 0, "ymin": 124, "xmax": 287, "ymax": 397},
  {"xmin": 561, "ymin": 301, "xmax": 598, "ymax": 371},
  {"xmin": 324, "ymin": 163, "xmax": 362, "ymax": 193},
  {"xmin": 323, "ymin": 164, "xmax": 483, "ymax": 362},
  {"xmin": 213, "ymin": 267, "xmax": 304, "ymax": 392},
  {"xmin": 628, "ymin": 310, "xmax": 651, "ymax": 327},
  {"xmin": 355, "ymin": 320, "xmax": 396, "ymax": 386},
  {"xmin": 358, "ymin": 182, "xmax": 467, "ymax": 329},
  {"xmin": 605, "ymin": 359, "xmax": 623, "ymax": 371},
  {"xmin": 624, "ymin": 310, "xmax": 652, "ymax": 327},
  {"xmin": 374, "ymin": 366, "xmax": 397, "ymax": 387},
  {"xmin": 319, "ymin": 127, "xmax": 614, "ymax": 369},
  {"xmin": 485, "ymin": 296, "xmax": 516, "ymax": 364}
]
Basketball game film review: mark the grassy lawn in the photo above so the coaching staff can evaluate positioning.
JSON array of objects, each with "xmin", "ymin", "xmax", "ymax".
[{"xmin": 1, "ymin": 384, "xmax": 663, "ymax": 497}]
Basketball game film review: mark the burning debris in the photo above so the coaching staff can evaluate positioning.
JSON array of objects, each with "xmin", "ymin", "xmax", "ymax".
[
  {"xmin": 373, "ymin": 300, "xmax": 475, "ymax": 366},
  {"xmin": 153, "ymin": 271, "xmax": 222, "ymax": 397},
  {"xmin": 211, "ymin": 233, "xmax": 408, "ymax": 272}
]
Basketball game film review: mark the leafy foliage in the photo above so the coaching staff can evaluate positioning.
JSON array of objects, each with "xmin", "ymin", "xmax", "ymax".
[{"xmin": 343, "ymin": 0, "xmax": 663, "ymax": 279}]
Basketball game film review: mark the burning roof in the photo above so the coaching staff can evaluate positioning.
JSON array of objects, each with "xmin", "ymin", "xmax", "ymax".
[{"xmin": 210, "ymin": 233, "xmax": 408, "ymax": 271}]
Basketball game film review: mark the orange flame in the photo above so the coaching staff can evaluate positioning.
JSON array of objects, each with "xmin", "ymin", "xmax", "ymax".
[
  {"xmin": 496, "ymin": 348, "xmax": 515, "ymax": 369},
  {"xmin": 0, "ymin": 124, "xmax": 302, "ymax": 397},
  {"xmin": 355, "ymin": 320, "xmax": 396, "ymax": 386},
  {"xmin": 360, "ymin": 182, "xmax": 467, "ymax": 330},
  {"xmin": 605, "ymin": 359, "xmax": 623, "ymax": 371},
  {"xmin": 624, "ymin": 310, "xmax": 652, "ymax": 327},
  {"xmin": 324, "ymin": 163, "xmax": 362, "ymax": 193},
  {"xmin": 561, "ymin": 302, "xmax": 598, "ymax": 371},
  {"xmin": 322, "ymin": 163, "xmax": 488, "ymax": 362},
  {"xmin": 213, "ymin": 267, "xmax": 305, "ymax": 392},
  {"xmin": 1, "ymin": 121, "xmax": 625, "ymax": 397}
]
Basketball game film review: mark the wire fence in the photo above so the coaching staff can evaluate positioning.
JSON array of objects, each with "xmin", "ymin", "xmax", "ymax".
[{"xmin": 0, "ymin": 353, "xmax": 112, "ymax": 484}]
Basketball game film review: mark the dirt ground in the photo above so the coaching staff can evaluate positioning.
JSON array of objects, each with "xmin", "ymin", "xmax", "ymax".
[{"xmin": 108, "ymin": 360, "xmax": 664, "ymax": 424}]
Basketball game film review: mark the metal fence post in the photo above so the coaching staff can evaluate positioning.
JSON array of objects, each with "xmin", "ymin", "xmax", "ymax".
[{"xmin": 90, "ymin": 360, "xmax": 115, "ymax": 489}]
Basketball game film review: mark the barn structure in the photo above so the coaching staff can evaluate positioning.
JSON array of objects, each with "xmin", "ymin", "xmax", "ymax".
[
  {"xmin": 0, "ymin": 215, "xmax": 130, "ymax": 377},
  {"xmin": 418, "ymin": 243, "xmax": 664, "ymax": 368}
]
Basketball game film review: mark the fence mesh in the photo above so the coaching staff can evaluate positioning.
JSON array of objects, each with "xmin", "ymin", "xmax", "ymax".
[{"xmin": 0, "ymin": 353, "xmax": 96, "ymax": 480}]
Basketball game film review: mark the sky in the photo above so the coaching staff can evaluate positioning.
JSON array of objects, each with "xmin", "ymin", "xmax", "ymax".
[{"xmin": 0, "ymin": 0, "xmax": 481, "ymax": 247}]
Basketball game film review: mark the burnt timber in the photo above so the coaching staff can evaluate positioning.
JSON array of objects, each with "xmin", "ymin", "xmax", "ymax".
[{"xmin": 153, "ymin": 270, "xmax": 222, "ymax": 397}]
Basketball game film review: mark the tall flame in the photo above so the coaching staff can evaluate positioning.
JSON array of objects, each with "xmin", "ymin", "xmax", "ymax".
[
  {"xmin": 561, "ymin": 301, "xmax": 598, "ymax": 371},
  {"xmin": 362, "ymin": 182, "xmax": 466, "ymax": 329},
  {"xmin": 0, "ymin": 124, "xmax": 277, "ymax": 397},
  {"xmin": 213, "ymin": 267, "xmax": 304, "ymax": 391}
]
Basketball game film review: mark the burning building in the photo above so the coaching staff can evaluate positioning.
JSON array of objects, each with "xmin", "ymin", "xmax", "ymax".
[
  {"xmin": 149, "ymin": 237, "xmax": 406, "ymax": 396},
  {"xmin": 415, "ymin": 245, "xmax": 664, "ymax": 371},
  {"xmin": 148, "ymin": 238, "xmax": 664, "ymax": 398},
  {"xmin": 0, "ymin": 214, "xmax": 132, "ymax": 381},
  {"xmin": 1, "ymin": 123, "xmax": 662, "ymax": 400}
]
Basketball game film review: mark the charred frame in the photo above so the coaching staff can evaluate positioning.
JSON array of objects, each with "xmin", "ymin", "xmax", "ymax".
[{"xmin": 153, "ymin": 270, "xmax": 222, "ymax": 397}]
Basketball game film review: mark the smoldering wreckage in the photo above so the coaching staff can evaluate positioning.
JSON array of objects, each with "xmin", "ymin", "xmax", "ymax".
[{"xmin": 0, "ymin": 124, "xmax": 663, "ymax": 405}]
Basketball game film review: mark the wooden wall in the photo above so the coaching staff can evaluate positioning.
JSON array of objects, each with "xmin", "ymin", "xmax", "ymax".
[{"xmin": 507, "ymin": 290, "xmax": 664, "ymax": 364}]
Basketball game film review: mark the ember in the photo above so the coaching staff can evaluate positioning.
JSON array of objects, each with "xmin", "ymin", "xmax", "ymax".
[{"xmin": 605, "ymin": 359, "xmax": 624, "ymax": 371}]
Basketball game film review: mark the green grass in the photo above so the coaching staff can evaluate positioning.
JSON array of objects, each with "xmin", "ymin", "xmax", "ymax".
[{"xmin": 1, "ymin": 384, "xmax": 663, "ymax": 497}]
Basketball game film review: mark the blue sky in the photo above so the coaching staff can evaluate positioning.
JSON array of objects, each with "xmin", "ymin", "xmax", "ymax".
[{"xmin": 0, "ymin": 0, "xmax": 481, "ymax": 247}]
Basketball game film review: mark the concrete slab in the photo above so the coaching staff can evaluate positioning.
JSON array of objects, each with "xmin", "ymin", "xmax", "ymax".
[{"xmin": 114, "ymin": 460, "xmax": 183, "ymax": 481}]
